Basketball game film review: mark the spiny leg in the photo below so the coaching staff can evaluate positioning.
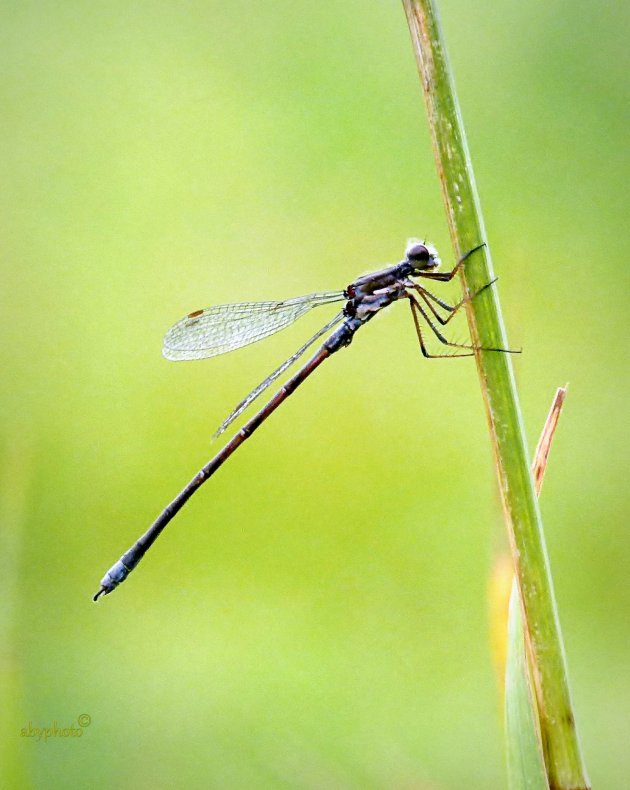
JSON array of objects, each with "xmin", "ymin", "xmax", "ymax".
[
  {"xmin": 415, "ymin": 277, "xmax": 498, "ymax": 326},
  {"xmin": 403, "ymin": 279, "xmax": 458, "ymax": 313},
  {"xmin": 407, "ymin": 296, "xmax": 475, "ymax": 359},
  {"xmin": 410, "ymin": 278, "xmax": 497, "ymax": 327},
  {"xmin": 408, "ymin": 294, "xmax": 480, "ymax": 353},
  {"xmin": 408, "ymin": 292, "xmax": 521, "ymax": 355}
]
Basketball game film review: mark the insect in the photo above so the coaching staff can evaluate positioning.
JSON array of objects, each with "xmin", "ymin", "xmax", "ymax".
[{"xmin": 93, "ymin": 240, "xmax": 513, "ymax": 600}]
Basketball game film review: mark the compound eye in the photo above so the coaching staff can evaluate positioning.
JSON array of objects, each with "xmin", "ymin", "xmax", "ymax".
[{"xmin": 406, "ymin": 241, "xmax": 430, "ymax": 262}]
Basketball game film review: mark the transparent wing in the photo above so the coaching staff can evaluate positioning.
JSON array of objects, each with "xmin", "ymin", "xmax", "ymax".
[
  {"xmin": 214, "ymin": 311, "xmax": 345, "ymax": 438},
  {"xmin": 163, "ymin": 291, "xmax": 345, "ymax": 361}
]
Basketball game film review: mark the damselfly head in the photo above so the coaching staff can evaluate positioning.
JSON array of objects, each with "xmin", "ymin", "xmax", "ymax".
[{"xmin": 405, "ymin": 240, "xmax": 441, "ymax": 272}]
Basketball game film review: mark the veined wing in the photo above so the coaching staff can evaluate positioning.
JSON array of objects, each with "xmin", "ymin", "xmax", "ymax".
[
  {"xmin": 214, "ymin": 311, "xmax": 345, "ymax": 438},
  {"xmin": 163, "ymin": 291, "xmax": 345, "ymax": 361}
]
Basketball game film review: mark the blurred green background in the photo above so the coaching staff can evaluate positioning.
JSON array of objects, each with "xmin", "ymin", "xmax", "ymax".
[{"xmin": 1, "ymin": 1, "xmax": 628, "ymax": 788}]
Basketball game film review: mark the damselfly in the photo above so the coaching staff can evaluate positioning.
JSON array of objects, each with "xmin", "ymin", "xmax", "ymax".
[{"xmin": 93, "ymin": 240, "xmax": 513, "ymax": 600}]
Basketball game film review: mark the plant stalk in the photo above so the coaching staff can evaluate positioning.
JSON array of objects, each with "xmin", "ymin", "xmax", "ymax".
[{"xmin": 401, "ymin": 2, "xmax": 589, "ymax": 787}]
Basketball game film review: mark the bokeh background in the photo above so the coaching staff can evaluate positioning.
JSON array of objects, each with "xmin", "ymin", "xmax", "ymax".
[{"xmin": 1, "ymin": 1, "xmax": 628, "ymax": 788}]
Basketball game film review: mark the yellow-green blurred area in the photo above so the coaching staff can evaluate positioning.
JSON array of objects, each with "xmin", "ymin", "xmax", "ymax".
[{"xmin": 1, "ymin": 1, "xmax": 628, "ymax": 787}]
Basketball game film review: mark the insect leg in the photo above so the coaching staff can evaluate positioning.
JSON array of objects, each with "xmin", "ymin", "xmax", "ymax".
[
  {"xmin": 410, "ymin": 278, "xmax": 497, "ymax": 326},
  {"xmin": 407, "ymin": 296, "xmax": 475, "ymax": 358},
  {"xmin": 418, "ymin": 242, "xmax": 486, "ymax": 282}
]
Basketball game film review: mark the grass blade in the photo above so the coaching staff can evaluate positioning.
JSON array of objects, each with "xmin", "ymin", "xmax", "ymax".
[
  {"xmin": 506, "ymin": 387, "xmax": 567, "ymax": 790},
  {"xmin": 506, "ymin": 580, "xmax": 550, "ymax": 790}
]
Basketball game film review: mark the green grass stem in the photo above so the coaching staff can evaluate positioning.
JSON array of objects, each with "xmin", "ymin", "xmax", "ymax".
[{"xmin": 401, "ymin": 3, "xmax": 590, "ymax": 787}]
